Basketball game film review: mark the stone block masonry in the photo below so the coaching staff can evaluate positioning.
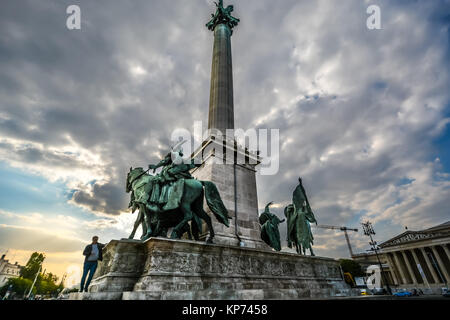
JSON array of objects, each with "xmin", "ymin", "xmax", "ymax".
[{"xmin": 69, "ymin": 238, "xmax": 356, "ymax": 300}]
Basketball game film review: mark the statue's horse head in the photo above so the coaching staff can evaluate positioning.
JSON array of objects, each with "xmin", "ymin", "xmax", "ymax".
[{"xmin": 126, "ymin": 167, "xmax": 145, "ymax": 193}]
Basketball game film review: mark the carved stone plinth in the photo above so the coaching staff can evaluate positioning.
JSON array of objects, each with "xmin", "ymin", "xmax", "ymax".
[
  {"xmin": 69, "ymin": 238, "xmax": 356, "ymax": 300},
  {"xmin": 190, "ymin": 136, "xmax": 269, "ymax": 250}
]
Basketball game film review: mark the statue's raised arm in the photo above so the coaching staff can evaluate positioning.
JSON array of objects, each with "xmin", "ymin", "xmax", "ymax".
[{"xmin": 148, "ymin": 153, "xmax": 171, "ymax": 173}]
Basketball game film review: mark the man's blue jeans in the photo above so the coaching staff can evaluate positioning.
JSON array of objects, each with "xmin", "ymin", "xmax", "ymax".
[{"xmin": 80, "ymin": 261, "xmax": 98, "ymax": 292}]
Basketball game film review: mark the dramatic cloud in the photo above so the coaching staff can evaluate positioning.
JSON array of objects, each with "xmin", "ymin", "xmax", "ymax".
[{"xmin": 0, "ymin": 0, "xmax": 449, "ymax": 262}]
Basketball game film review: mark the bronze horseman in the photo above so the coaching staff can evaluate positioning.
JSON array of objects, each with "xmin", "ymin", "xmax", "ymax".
[{"xmin": 126, "ymin": 141, "xmax": 230, "ymax": 243}]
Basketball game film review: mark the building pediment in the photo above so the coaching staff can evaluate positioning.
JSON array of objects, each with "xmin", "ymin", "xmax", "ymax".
[{"xmin": 380, "ymin": 229, "xmax": 450, "ymax": 248}]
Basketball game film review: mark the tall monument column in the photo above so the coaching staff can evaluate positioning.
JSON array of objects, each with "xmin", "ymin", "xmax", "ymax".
[
  {"xmin": 191, "ymin": 1, "xmax": 268, "ymax": 249},
  {"xmin": 208, "ymin": 23, "xmax": 234, "ymax": 133}
]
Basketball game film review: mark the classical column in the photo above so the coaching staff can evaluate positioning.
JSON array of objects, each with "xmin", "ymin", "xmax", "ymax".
[
  {"xmin": 207, "ymin": 17, "xmax": 235, "ymax": 135},
  {"xmin": 443, "ymin": 245, "xmax": 450, "ymax": 263},
  {"xmin": 401, "ymin": 250, "xmax": 418, "ymax": 284},
  {"xmin": 385, "ymin": 253, "xmax": 400, "ymax": 285},
  {"xmin": 393, "ymin": 251, "xmax": 407, "ymax": 284},
  {"xmin": 431, "ymin": 246, "xmax": 450, "ymax": 283},
  {"xmin": 192, "ymin": 1, "xmax": 266, "ymax": 249},
  {"xmin": 420, "ymin": 247, "xmax": 441, "ymax": 284},
  {"xmin": 410, "ymin": 249, "xmax": 429, "ymax": 287}
]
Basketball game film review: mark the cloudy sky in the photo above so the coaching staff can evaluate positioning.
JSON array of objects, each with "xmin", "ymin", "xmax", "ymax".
[{"xmin": 0, "ymin": 0, "xmax": 449, "ymax": 283}]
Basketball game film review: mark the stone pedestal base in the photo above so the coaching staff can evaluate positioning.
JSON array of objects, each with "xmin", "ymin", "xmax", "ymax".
[
  {"xmin": 70, "ymin": 238, "xmax": 356, "ymax": 300},
  {"xmin": 190, "ymin": 136, "xmax": 268, "ymax": 250}
]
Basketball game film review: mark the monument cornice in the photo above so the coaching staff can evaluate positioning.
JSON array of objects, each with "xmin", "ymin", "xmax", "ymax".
[{"xmin": 190, "ymin": 135, "xmax": 262, "ymax": 168}]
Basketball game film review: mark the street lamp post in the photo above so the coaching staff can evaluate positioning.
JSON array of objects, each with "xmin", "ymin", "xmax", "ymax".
[
  {"xmin": 26, "ymin": 265, "xmax": 42, "ymax": 299},
  {"xmin": 362, "ymin": 221, "xmax": 392, "ymax": 295}
]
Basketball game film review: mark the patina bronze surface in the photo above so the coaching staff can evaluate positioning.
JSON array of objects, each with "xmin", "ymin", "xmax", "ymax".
[
  {"xmin": 285, "ymin": 178, "xmax": 318, "ymax": 256},
  {"xmin": 126, "ymin": 145, "xmax": 230, "ymax": 244},
  {"xmin": 206, "ymin": 0, "xmax": 240, "ymax": 33},
  {"xmin": 259, "ymin": 202, "xmax": 285, "ymax": 251}
]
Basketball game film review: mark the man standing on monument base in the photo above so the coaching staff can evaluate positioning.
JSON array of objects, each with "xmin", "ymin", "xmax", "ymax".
[{"xmin": 79, "ymin": 236, "xmax": 104, "ymax": 293}]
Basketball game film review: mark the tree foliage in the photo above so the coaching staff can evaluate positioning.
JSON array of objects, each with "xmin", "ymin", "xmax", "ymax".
[
  {"xmin": 0, "ymin": 277, "xmax": 33, "ymax": 297},
  {"xmin": 35, "ymin": 272, "xmax": 63, "ymax": 295},
  {"xmin": 1, "ymin": 252, "xmax": 64, "ymax": 299},
  {"xmin": 20, "ymin": 252, "xmax": 45, "ymax": 280},
  {"xmin": 339, "ymin": 259, "xmax": 365, "ymax": 277}
]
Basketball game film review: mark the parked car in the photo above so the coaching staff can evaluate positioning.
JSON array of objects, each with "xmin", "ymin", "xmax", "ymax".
[
  {"xmin": 442, "ymin": 288, "xmax": 450, "ymax": 297},
  {"xmin": 410, "ymin": 288, "xmax": 424, "ymax": 296},
  {"xmin": 371, "ymin": 288, "xmax": 388, "ymax": 295},
  {"xmin": 360, "ymin": 289, "xmax": 370, "ymax": 296},
  {"xmin": 393, "ymin": 291, "xmax": 412, "ymax": 297}
]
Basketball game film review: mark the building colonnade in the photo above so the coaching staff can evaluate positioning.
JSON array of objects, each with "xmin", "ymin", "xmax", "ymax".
[{"xmin": 384, "ymin": 244, "xmax": 450, "ymax": 287}]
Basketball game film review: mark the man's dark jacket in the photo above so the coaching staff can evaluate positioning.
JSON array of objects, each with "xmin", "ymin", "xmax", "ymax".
[{"xmin": 83, "ymin": 243, "xmax": 104, "ymax": 263}]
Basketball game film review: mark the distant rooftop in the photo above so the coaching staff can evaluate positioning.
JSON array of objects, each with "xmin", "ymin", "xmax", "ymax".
[
  {"xmin": 351, "ymin": 220, "xmax": 450, "ymax": 255},
  {"xmin": 379, "ymin": 220, "xmax": 450, "ymax": 248},
  {"xmin": 425, "ymin": 220, "xmax": 450, "ymax": 231}
]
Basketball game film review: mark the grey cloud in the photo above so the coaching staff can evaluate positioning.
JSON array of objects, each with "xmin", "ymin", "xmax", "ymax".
[
  {"xmin": 0, "ymin": 0, "xmax": 449, "ymax": 257},
  {"xmin": 0, "ymin": 141, "xmax": 91, "ymax": 169},
  {"xmin": 71, "ymin": 182, "xmax": 126, "ymax": 216}
]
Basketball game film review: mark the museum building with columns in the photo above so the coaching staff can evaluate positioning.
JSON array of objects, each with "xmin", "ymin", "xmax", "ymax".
[{"xmin": 379, "ymin": 221, "xmax": 450, "ymax": 293}]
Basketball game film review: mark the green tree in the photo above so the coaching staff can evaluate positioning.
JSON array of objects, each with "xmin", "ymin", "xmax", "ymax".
[
  {"xmin": 43, "ymin": 272, "xmax": 58, "ymax": 284},
  {"xmin": 20, "ymin": 252, "xmax": 45, "ymax": 280},
  {"xmin": 0, "ymin": 277, "xmax": 34, "ymax": 297},
  {"xmin": 2, "ymin": 252, "xmax": 65, "ymax": 298},
  {"xmin": 339, "ymin": 259, "xmax": 365, "ymax": 277},
  {"xmin": 35, "ymin": 272, "xmax": 61, "ymax": 296}
]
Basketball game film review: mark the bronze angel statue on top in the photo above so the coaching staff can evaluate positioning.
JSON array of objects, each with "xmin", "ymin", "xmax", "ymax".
[{"xmin": 206, "ymin": 0, "xmax": 240, "ymax": 32}]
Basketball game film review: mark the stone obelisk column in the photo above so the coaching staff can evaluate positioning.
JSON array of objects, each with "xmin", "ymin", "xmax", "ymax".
[{"xmin": 191, "ymin": 1, "xmax": 267, "ymax": 249}]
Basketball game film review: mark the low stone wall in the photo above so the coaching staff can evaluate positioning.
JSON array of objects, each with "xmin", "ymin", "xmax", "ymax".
[{"xmin": 70, "ymin": 238, "xmax": 356, "ymax": 300}]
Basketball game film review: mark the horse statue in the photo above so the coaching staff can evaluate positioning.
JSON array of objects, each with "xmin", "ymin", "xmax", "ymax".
[
  {"xmin": 284, "ymin": 178, "xmax": 317, "ymax": 256},
  {"xmin": 126, "ymin": 166, "xmax": 230, "ymax": 244},
  {"xmin": 126, "ymin": 167, "xmax": 153, "ymax": 240}
]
